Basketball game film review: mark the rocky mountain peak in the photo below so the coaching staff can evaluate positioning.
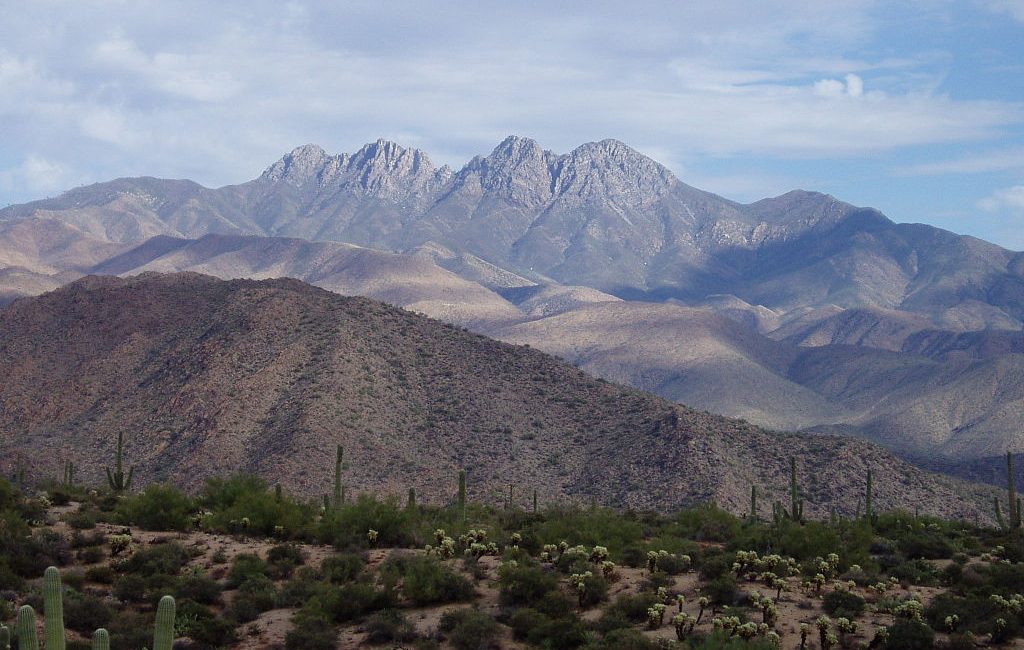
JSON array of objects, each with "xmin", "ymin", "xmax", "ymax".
[
  {"xmin": 551, "ymin": 138, "xmax": 676, "ymax": 203},
  {"xmin": 260, "ymin": 144, "xmax": 330, "ymax": 186},
  {"xmin": 454, "ymin": 135, "xmax": 558, "ymax": 207}
]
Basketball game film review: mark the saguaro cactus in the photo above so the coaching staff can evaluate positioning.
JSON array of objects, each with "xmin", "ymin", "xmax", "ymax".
[
  {"xmin": 105, "ymin": 431, "xmax": 134, "ymax": 493},
  {"xmin": 1008, "ymin": 452, "xmax": 1021, "ymax": 529},
  {"xmin": 333, "ymin": 445, "xmax": 344, "ymax": 507},
  {"xmin": 407, "ymin": 487, "xmax": 416, "ymax": 510},
  {"xmin": 865, "ymin": 470, "xmax": 874, "ymax": 523},
  {"xmin": 458, "ymin": 470, "xmax": 467, "ymax": 520},
  {"xmin": 788, "ymin": 457, "xmax": 804, "ymax": 522},
  {"xmin": 749, "ymin": 485, "xmax": 758, "ymax": 521},
  {"xmin": 15, "ymin": 605, "xmax": 38, "ymax": 650},
  {"xmin": 153, "ymin": 595, "xmax": 176, "ymax": 650},
  {"xmin": 91, "ymin": 628, "xmax": 110, "ymax": 650},
  {"xmin": 45, "ymin": 566, "xmax": 66, "ymax": 650}
]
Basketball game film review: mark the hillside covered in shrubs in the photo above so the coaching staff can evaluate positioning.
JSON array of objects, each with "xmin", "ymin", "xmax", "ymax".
[{"xmin": 0, "ymin": 465, "xmax": 1022, "ymax": 649}]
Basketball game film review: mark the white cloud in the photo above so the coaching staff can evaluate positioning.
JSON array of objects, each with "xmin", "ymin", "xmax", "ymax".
[
  {"xmin": 0, "ymin": 156, "xmax": 75, "ymax": 198},
  {"xmin": 0, "ymin": 0, "xmax": 1019, "ymax": 205},
  {"xmin": 979, "ymin": 185, "xmax": 1024, "ymax": 213},
  {"xmin": 982, "ymin": 0, "xmax": 1024, "ymax": 22},
  {"xmin": 899, "ymin": 147, "xmax": 1024, "ymax": 175}
]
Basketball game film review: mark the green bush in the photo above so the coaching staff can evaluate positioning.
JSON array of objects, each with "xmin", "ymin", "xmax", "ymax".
[
  {"xmin": 227, "ymin": 553, "xmax": 269, "ymax": 588},
  {"xmin": 498, "ymin": 562, "xmax": 559, "ymax": 607},
  {"xmin": 116, "ymin": 484, "xmax": 193, "ymax": 530},
  {"xmin": 317, "ymin": 494, "xmax": 415, "ymax": 548},
  {"xmin": 117, "ymin": 542, "xmax": 190, "ymax": 577},
  {"xmin": 510, "ymin": 607, "xmax": 588, "ymax": 649},
  {"xmin": 62, "ymin": 590, "xmax": 113, "ymax": 633},
  {"xmin": 886, "ymin": 619, "xmax": 935, "ymax": 650},
  {"xmin": 200, "ymin": 474, "xmax": 315, "ymax": 538},
  {"xmin": 286, "ymin": 615, "xmax": 337, "ymax": 650},
  {"xmin": 822, "ymin": 590, "xmax": 866, "ymax": 619},
  {"xmin": 267, "ymin": 543, "xmax": 307, "ymax": 578},
  {"xmin": 584, "ymin": 628, "xmax": 659, "ymax": 650},
  {"xmin": 364, "ymin": 609, "xmax": 417, "ymax": 644},
  {"xmin": 439, "ymin": 608, "xmax": 499, "ymax": 650},
  {"xmin": 312, "ymin": 581, "xmax": 397, "ymax": 623},
  {"xmin": 384, "ymin": 555, "xmax": 474, "ymax": 605},
  {"xmin": 175, "ymin": 573, "xmax": 222, "ymax": 605},
  {"xmin": 321, "ymin": 552, "xmax": 365, "ymax": 584}
]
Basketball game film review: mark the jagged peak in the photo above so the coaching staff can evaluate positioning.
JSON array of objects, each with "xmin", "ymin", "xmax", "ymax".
[{"xmin": 260, "ymin": 144, "xmax": 330, "ymax": 185}]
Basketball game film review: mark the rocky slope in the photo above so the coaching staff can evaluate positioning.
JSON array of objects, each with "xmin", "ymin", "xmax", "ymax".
[{"xmin": 0, "ymin": 273, "xmax": 997, "ymax": 519}]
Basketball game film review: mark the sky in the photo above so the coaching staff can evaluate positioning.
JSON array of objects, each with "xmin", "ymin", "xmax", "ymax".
[{"xmin": 2, "ymin": 1, "xmax": 1024, "ymax": 247}]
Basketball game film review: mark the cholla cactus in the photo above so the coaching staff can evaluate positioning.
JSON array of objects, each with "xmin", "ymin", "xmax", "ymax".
[
  {"xmin": 367, "ymin": 529, "xmax": 378, "ymax": 546},
  {"xmin": 434, "ymin": 529, "xmax": 447, "ymax": 546},
  {"xmin": 944, "ymin": 614, "xmax": 959, "ymax": 632},
  {"xmin": 696, "ymin": 596, "xmax": 709, "ymax": 623},
  {"xmin": 894, "ymin": 598, "xmax": 924, "ymax": 620},
  {"xmin": 590, "ymin": 546, "xmax": 609, "ymax": 562},
  {"xmin": 647, "ymin": 549, "xmax": 669, "ymax": 573},
  {"xmin": 601, "ymin": 560, "xmax": 616, "ymax": 578},
  {"xmin": 816, "ymin": 615, "xmax": 832, "ymax": 650},
  {"xmin": 772, "ymin": 577, "xmax": 786, "ymax": 599},
  {"xmin": 656, "ymin": 586, "xmax": 669, "ymax": 604},
  {"xmin": 673, "ymin": 613, "xmax": 696, "ymax": 640},
  {"xmin": 647, "ymin": 603, "xmax": 667, "ymax": 628},
  {"xmin": 109, "ymin": 534, "xmax": 132, "ymax": 557},
  {"xmin": 799, "ymin": 623, "xmax": 810, "ymax": 650},
  {"xmin": 570, "ymin": 572, "xmax": 592, "ymax": 606},
  {"xmin": 675, "ymin": 593, "xmax": 686, "ymax": 613},
  {"xmin": 510, "ymin": 533, "xmax": 522, "ymax": 548},
  {"xmin": 836, "ymin": 617, "xmax": 857, "ymax": 645},
  {"xmin": 990, "ymin": 593, "xmax": 1024, "ymax": 614}
]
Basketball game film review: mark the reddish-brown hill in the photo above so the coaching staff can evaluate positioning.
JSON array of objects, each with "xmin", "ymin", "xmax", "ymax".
[{"xmin": 0, "ymin": 273, "xmax": 996, "ymax": 519}]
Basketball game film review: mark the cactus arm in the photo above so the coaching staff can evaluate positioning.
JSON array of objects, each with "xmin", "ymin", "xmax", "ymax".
[{"xmin": 152, "ymin": 596, "xmax": 176, "ymax": 650}]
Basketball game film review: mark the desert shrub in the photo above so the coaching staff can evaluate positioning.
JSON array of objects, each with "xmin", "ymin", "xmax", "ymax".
[
  {"xmin": 175, "ymin": 573, "xmax": 222, "ymax": 605},
  {"xmin": 383, "ymin": 555, "xmax": 474, "ymax": 605},
  {"xmin": 311, "ymin": 581, "xmax": 397, "ymax": 623},
  {"xmin": 317, "ymin": 494, "xmax": 414, "ymax": 548},
  {"xmin": 599, "ymin": 591, "xmax": 660, "ymax": 629},
  {"xmin": 671, "ymin": 505, "xmax": 742, "ymax": 543},
  {"xmin": 926, "ymin": 592, "xmax": 1019, "ymax": 637},
  {"xmin": 899, "ymin": 530, "xmax": 956, "ymax": 560},
  {"xmin": 226, "ymin": 553, "xmax": 268, "ymax": 588},
  {"xmin": 230, "ymin": 575, "xmax": 278, "ymax": 623},
  {"xmin": 498, "ymin": 562, "xmax": 559, "ymax": 606},
  {"xmin": 524, "ymin": 507, "xmax": 644, "ymax": 557},
  {"xmin": 85, "ymin": 565, "xmax": 115, "ymax": 584},
  {"xmin": 118, "ymin": 542, "xmax": 190, "ymax": 576},
  {"xmin": 286, "ymin": 614, "xmax": 337, "ymax": 650},
  {"xmin": 116, "ymin": 484, "xmax": 193, "ymax": 530},
  {"xmin": 364, "ymin": 609, "xmax": 417, "ymax": 644},
  {"xmin": 886, "ymin": 619, "xmax": 935, "ymax": 650},
  {"xmin": 267, "ymin": 543, "xmax": 307, "ymax": 578},
  {"xmin": 888, "ymin": 558, "xmax": 942, "ymax": 586},
  {"xmin": 321, "ymin": 552, "xmax": 365, "ymax": 584},
  {"xmin": 510, "ymin": 607, "xmax": 588, "ymax": 649},
  {"xmin": 76, "ymin": 546, "xmax": 104, "ymax": 564},
  {"xmin": 705, "ymin": 573, "xmax": 738, "ymax": 605},
  {"xmin": 688, "ymin": 630, "xmax": 779, "ymax": 650},
  {"xmin": 107, "ymin": 610, "xmax": 155, "ymax": 650},
  {"xmin": 577, "ymin": 572, "xmax": 609, "ymax": 608},
  {"xmin": 65, "ymin": 508, "xmax": 97, "ymax": 530},
  {"xmin": 113, "ymin": 574, "xmax": 147, "ymax": 603},
  {"xmin": 201, "ymin": 474, "xmax": 315, "ymax": 538},
  {"xmin": 823, "ymin": 590, "xmax": 866, "ymax": 619},
  {"xmin": 176, "ymin": 599, "xmax": 238, "ymax": 649},
  {"xmin": 585, "ymin": 628, "xmax": 660, "ymax": 650},
  {"xmin": 439, "ymin": 608, "xmax": 499, "ymax": 650},
  {"xmin": 278, "ymin": 567, "xmax": 322, "ymax": 607},
  {"xmin": 63, "ymin": 590, "xmax": 113, "ymax": 633}
]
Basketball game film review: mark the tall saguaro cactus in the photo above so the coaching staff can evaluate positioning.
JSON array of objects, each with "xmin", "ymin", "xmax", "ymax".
[
  {"xmin": 105, "ymin": 431, "xmax": 134, "ymax": 493},
  {"xmin": 865, "ymin": 470, "xmax": 874, "ymax": 523},
  {"xmin": 788, "ymin": 457, "xmax": 804, "ymax": 522},
  {"xmin": 333, "ymin": 445, "xmax": 344, "ymax": 508},
  {"xmin": 750, "ymin": 485, "xmax": 758, "ymax": 521},
  {"xmin": 15, "ymin": 605, "xmax": 38, "ymax": 650},
  {"xmin": 153, "ymin": 596, "xmax": 176, "ymax": 650},
  {"xmin": 1008, "ymin": 452, "xmax": 1021, "ymax": 530},
  {"xmin": 458, "ymin": 470, "xmax": 467, "ymax": 521},
  {"xmin": 91, "ymin": 628, "xmax": 110, "ymax": 650},
  {"xmin": 45, "ymin": 565, "xmax": 66, "ymax": 650}
]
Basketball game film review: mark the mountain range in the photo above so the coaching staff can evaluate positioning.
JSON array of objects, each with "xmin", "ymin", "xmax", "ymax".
[
  {"xmin": 0, "ymin": 272, "xmax": 997, "ymax": 519},
  {"xmin": 2, "ymin": 137, "xmax": 1023, "ymax": 484}
]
